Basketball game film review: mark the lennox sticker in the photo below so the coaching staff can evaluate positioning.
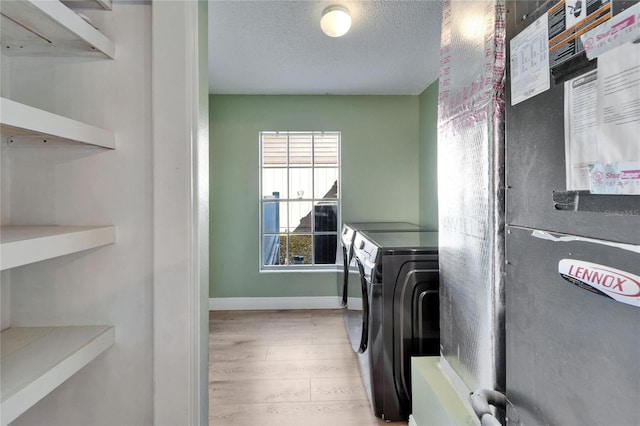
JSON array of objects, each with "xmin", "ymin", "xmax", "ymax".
[{"xmin": 558, "ymin": 259, "xmax": 640, "ymax": 308}]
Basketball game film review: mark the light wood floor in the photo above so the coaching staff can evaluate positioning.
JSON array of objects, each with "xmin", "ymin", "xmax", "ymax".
[{"xmin": 209, "ymin": 309, "xmax": 407, "ymax": 426}]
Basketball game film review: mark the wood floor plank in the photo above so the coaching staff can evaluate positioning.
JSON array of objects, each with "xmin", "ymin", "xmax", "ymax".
[
  {"xmin": 312, "ymin": 335, "xmax": 351, "ymax": 345},
  {"xmin": 211, "ymin": 333, "xmax": 313, "ymax": 347},
  {"xmin": 209, "ymin": 400, "xmax": 387, "ymax": 426},
  {"xmin": 266, "ymin": 343, "xmax": 354, "ymax": 360},
  {"xmin": 310, "ymin": 376, "xmax": 369, "ymax": 401},
  {"xmin": 209, "ymin": 309, "xmax": 406, "ymax": 426},
  {"xmin": 208, "ymin": 344, "xmax": 268, "ymax": 362},
  {"xmin": 210, "ymin": 320, "xmax": 316, "ymax": 333},
  {"xmin": 211, "ymin": 357, "xmax": 361, "ymax": 381},
  {"xmin": 210, "ymin": 378, "xmax": 310, "ymax": 403}
]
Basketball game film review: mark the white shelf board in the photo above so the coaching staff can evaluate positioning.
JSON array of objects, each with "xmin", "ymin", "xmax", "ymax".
[
  {"xmin": 0, "ymin": 98, "xmax": 115, "ymax": 149},
  {"xmin": 61, "ymin": 0, "xmax": 112, "ymax": 10},
  {"xmin": 0, "ymin": 326, "xmax": 115, "ymax": 425},
  {"xmin": 0, "ymin": 226, "xmax": 116, "ymax": 271},
  {"xmin": 0, "ymin": 0, "xmax": 115, "ymax": 58}
]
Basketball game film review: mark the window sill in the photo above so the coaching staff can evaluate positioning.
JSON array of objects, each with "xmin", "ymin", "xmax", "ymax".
[{"xmin": 259, "ymin": 265, "xmax": 341, "ymax": 274}]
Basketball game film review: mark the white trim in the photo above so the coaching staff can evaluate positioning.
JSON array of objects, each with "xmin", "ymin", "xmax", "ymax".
[
  {"xmin": 259, "ymin": 265, "xmax": 341, "ymax": 274},
  {"xmin": 209, "ymin": 296, "xmax": 343, "ymax": 311},
  {"xmin": 152, "ymin": 1, "xmax": 206, "ymax": 425},
  {"xmin": 346, "ymin": 296, "xmax": 363, "ymax": 311},
  {"xmin": 209, "ymin": 296, "xmax": 363, "ymax": 311},
  {"xmin": 409, "ymin": 414, "xmax": 418, "ymax": 426},
  {"xmin": 259, "ymin": 131, "xmax": 341, "ymax": 269}
]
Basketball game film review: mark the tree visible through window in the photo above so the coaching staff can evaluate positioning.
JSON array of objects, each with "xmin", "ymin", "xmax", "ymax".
[{"xmin": 260, "ymin": 131, "xmax": 340, "ymax": 268}]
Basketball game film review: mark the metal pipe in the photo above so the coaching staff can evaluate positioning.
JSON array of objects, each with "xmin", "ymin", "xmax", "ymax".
[{"xmin": 470, "ymin": 389, "xmax": 507, "ymax": 426}]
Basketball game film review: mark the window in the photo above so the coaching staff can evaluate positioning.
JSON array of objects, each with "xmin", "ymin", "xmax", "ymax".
[{"xmin": 260, "ymin": 131, "xmax": 340, "ymax": 269}]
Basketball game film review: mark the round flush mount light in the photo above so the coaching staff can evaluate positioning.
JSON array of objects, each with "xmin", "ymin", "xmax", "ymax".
[
  {"xmin": 461, "ymin": 15, "xmax": 484, "ymax": 41},
  {"xmin": 320, "ymin": 6, "xmax": 351, "ymax": 37}
]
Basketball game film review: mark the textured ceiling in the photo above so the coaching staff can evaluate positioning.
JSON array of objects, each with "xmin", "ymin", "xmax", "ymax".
[{"xmin": 208, "ymin": 0, "xmax": 444, "ymax": 95}]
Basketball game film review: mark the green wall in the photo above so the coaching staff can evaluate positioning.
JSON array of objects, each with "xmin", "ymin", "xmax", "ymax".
[
  {"xmin": 210, "ymin": 95, "xmax": 421, "ymax": 298},
  {"xmin": 418, "ymin": 80, "xmax": 439, "ymax": 230}
]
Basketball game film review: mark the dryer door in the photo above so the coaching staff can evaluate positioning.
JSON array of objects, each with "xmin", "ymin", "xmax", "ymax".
[{"xmin": 392, "ymin": 266, "xmax": 440, "ymax": 417}]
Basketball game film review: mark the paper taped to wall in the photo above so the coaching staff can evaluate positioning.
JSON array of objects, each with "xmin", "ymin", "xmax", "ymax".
[
  {"xmin": 510, "ymin": 13, "xmax": 550, "ymax": 105},
  {"xmin": 580, "ymin": 2, "xmax": 640, "ymax": 59},
  {"xmin": 564, "ymin": 41, "xmax": 640, "ymax": 194}
]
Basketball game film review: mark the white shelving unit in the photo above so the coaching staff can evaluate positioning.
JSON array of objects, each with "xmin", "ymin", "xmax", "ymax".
[
  {"xmin": 0, "ymin": 97, "xmax": 115, "ymax": 149},
  {"xmin": 0, "ymin": 1, "xmax": 118, "ymax": 422},
  {"xmin": 1, "ymin": 226, "xmax": 116, "ymax": 271},
  {"xmin": 61, "ymin": 0, "xmax": 112, "ymax": 10},
  {"xmin": 0, "ymin": 326, "xmax": 115, "ymax": 425},
  {"xmin": 0, "ymin": 0, "xmax": 115, "ymax": 58}
]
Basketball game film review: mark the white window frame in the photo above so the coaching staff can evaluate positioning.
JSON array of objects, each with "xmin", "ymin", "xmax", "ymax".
[{"xmin": 259, "ymin": 131, "xmax": 341, "ymax": 271}]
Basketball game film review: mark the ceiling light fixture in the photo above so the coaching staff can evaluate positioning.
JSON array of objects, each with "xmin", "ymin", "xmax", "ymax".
[
  {"xmin": 461, "ymin": 15, "xmax": 484, "ymax": 41},
  {"xmin": 320, "ymin": 6, "xmax": 351, "ymax": 38}
]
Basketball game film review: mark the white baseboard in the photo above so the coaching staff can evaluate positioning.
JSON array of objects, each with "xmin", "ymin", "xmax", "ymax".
[
  {"xmin": 209, "ymin": 296, "xmax": 364, "ymax": 311},
  {"xmin": 346, "ymin": 296, "xmax": 362, "ymax": 311},
  {"xmin": 408, "ymin": 414, "xmax": 417, "ymax": 426},
  {"xmin": 209, "ymin": 296, "xmax": 342, "ymax": 311}
]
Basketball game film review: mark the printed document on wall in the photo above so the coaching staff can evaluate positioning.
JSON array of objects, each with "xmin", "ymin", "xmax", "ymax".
[
  {"xmin": 596, "ymin": 42, "xmax": 640, "ymax": 163},
  {"xmin": 564, "ymin": 42, "xmax": 640, "ymax": 194},
  {"xmin": 510, "ymin": 13, "xmax": 550, "ymax": 105},
  {"xmin": 564, "ymin": 70, "xmax": 598, "ymax": 190},
  {"xmin": 593, "ymin": 42, "xmax": 640, "ymax": 195}
]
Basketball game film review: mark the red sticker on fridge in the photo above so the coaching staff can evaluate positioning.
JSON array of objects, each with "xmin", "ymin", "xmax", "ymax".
[{"xmin": 558, "ymin": 259, "xmax": 640, "ymax": 308}]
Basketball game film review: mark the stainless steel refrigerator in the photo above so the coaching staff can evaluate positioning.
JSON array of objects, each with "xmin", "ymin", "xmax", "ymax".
[{"xmin": 505, "ymin": 1, "xmax": 640, "ymax": 424}]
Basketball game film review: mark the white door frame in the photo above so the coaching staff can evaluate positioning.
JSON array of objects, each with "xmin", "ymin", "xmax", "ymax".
[{"xmin": 151, "ymin": 1, "xmax": 209, "ymax": 424}]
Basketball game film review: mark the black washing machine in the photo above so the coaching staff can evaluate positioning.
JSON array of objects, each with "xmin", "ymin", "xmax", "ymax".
[
  {"xmin": 339, "ymin": 222, "xmax": 424, "ymax": 307},
  {"xmin": 351, "ymin": 230, "xmax": 439, "ymax": 422}
]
